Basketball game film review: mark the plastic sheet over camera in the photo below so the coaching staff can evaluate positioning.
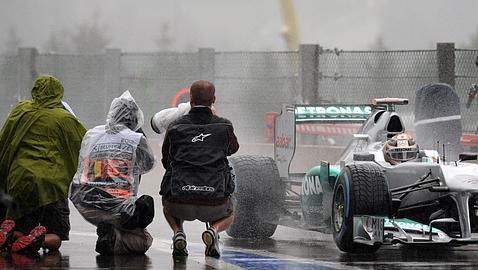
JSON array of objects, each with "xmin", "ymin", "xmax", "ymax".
[{"xmin": 150, "ymin": 102, "xmax": 191, "ymax": 134}]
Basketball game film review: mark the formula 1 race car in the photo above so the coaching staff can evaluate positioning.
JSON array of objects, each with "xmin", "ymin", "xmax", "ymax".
[{"xmin": 226, "ymin": 98, "xmax": 478, "ymax": 253}]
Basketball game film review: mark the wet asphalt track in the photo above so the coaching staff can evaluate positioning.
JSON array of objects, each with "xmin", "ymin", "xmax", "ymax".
[
  {"xmin": 4, "ymin": 146, "xmax": 478, "ymax": 269},
  {"xmin": 4, "ymin": 202, "xmax": 478, "ymax": 270}
]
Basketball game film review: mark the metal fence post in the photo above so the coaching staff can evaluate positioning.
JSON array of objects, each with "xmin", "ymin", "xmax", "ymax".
[
  {"xmin": 299, "ymin": 44, "xmax": 319, "ymax": 103},
  {"xmin": 16, "ymin": 47, "xmax": 38, "ymax": 101},
  {"xmin": 436, "ymin": 42, "xmax": 455, "ymax": 87},
  {"xmin": 104, "ymin": 48, "xmax": 121, "ymax": 114},
  {"xmin": 198, "ymin": 48, "xmax": 215, "ymax": 82}
]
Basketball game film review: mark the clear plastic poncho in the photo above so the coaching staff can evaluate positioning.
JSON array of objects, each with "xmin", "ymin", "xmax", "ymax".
[{"xmin": 70, "ymin": 91, "xmax": 155, "ymax": 226}]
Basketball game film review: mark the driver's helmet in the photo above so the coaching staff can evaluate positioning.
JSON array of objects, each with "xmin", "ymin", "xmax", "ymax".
[{"xmin": 383, "ymin": 133, "xmax": 419, "ymax": 165}]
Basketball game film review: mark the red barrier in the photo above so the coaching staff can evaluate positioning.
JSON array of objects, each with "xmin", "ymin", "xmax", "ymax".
[
  {"xmin": 296, "ymin": 123, "xmax": 362, "ymax": 136},
  {"xmin": 264, "ymin": 112, "xmax": 279, "ymax": 143},
  {"xmin": 461, "ymin": 133, "xmax": 478, "ymax": 147},
  {"xmin": 171, "ymin": 88, "xmax": 190, "ymax": 107},
  {"xmin": 264, "ymin": 112, "xmax": 478, "ymax": 148}
]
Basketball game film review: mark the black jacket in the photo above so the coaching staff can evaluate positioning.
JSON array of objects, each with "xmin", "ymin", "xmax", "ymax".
[{"xmin": 160, "ymin": 106, "xmax": 239, "ymax": 205}]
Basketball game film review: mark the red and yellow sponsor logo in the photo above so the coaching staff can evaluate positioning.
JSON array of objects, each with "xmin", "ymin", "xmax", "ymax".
[{"xmin": 85, "ymin": 159, "xmax": 133, "ymax": 182}]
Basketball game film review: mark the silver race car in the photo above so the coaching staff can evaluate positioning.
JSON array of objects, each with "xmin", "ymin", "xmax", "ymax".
[{"xmin": 227, "ymin": 98, "xmax": 478, "ymax": 253}]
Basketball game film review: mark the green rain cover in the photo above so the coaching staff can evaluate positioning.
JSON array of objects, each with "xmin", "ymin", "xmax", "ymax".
[{"xmin": 0, "ymin": 75, "xmax": 86, "ymax": 219}]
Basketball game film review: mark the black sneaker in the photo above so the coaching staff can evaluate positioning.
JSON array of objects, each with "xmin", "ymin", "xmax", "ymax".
[
  {"xmin": 202, "ymin": 227, "xmax": 220, "ymax": 258},
  {"xmin": 172, "ymin": 231, "xmax": 188, "ymax": 257},
  {"xmin": 95, "ymin": 222, "xmax": 115, "ymax": 255}
]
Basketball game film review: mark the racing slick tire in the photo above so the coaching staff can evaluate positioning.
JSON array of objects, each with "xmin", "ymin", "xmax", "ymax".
[
  {"xmin": 226, "ymin": 155, "xmax": 285, "ymax": 239},
  {"xmin": 332, "ymin": 162, "xmax": 390, "ymax": 253}
]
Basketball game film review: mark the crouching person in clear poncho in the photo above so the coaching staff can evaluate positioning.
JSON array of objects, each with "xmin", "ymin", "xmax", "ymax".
[{"xmin": 70, "ymin": 91, "xmax": 156, "ymax": 255}]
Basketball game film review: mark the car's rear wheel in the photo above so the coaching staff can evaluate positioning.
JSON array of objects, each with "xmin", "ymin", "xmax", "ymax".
[
  {"xmin": 332, "ymin": 162, "xmax": 390, "ymax": 253},
  {"xmin": 226, "ymin": 155, "xmax": 285, "ymax": 238}
]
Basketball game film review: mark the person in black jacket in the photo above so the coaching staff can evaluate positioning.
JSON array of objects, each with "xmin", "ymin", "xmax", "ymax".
[{"xmin": 159, "ymin": 80, "xmax": 239, "ymax": 257}]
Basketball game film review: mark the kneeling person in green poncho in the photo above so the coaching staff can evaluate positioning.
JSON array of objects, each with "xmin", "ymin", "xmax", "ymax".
[{"xmin": 0, "ymin": 75, "xmax": 86, "ymax": 253}]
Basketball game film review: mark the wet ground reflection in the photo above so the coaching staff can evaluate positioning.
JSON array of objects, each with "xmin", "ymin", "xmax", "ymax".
[
  {"xmin": 223, "ymin": 237, "xmax": 478, "ymax": 269},
  {"xmin": 96, "ymin": 254, "xmax": 151, "ymax": 269},
  {"xmin": 0, "ymin": 250, "xmax": 69, "ymax": 269}
]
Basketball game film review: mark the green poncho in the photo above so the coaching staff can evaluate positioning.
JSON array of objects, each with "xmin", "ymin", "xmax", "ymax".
[{"xmin": 0, "ymin": 75, "xmax": 86, "ymax": 219}]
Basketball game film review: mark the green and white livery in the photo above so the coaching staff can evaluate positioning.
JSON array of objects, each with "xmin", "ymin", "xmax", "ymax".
[{"xmin": 227, "ymin": 97, "xmax": 478, "ymax": 253}]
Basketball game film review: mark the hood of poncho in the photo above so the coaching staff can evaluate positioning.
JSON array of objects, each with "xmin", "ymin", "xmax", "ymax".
[{"xmin": 106, "ymin": 90, "xmax": 144, "ymax": 133}]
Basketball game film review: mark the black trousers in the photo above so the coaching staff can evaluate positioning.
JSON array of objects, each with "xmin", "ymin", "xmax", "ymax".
[{"xmin": 120, "ymin": 195, "xmax": 154, "ymax": 230}]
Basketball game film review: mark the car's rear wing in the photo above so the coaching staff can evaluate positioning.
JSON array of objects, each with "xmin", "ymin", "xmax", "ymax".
[
  {"xmin": 274, "ymin": 99, "xmax": 409, "ymax": 178},
  {"xmin": 372, "ymin": 98, "xmax": 408, "ymax": 112},
  {"xmin": 274, "ymin": 103, "xmax": 373, "ymax": 178}
]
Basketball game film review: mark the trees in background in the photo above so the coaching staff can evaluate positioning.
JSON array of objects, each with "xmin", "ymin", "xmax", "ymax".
[
  {"xmin": 42, "ymin": 11, "xmax": 110, "ymax": 54},
  {"xmin": 3, "ymin": 27, "xmax": 21, "ymax": 55},
  {"xmin": 467, "ymin": 27, "xmax": 478, "ymax": 49},
  {"xmin": 155, "ymin": 22, "xmax": 173, "ymax": 52}
]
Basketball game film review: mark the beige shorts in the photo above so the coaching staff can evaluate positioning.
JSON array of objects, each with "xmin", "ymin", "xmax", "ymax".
[{"xmin": 162, "ymin": 197, "xmax": 234, "ymax": 222}]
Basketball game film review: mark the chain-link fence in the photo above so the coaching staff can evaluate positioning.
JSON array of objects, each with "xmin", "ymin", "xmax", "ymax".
[
  {"xmin": 0, "ymin": 45, "xmax": 477, "ymax": 144},
  {"xmin": 120, "ymin": 52, "xmax": 200, "ymax": 136},
  {"xmin": 456, "ymin": 49, "xmax": 478, "ymax": 133},
  {"xmin": 215, "ymin": 51, "xmax": 299, "ymax": 141},
  {"xmin": 0, "ymin": 55, "xmax": 18, "ymax": 121},
  {"xmin": 36, "ymin": 53, "xmax": 107, "ymax": 127},
  {"xmin": 318, "ymin": 49, "xmax": 439, "ymax": 129}
]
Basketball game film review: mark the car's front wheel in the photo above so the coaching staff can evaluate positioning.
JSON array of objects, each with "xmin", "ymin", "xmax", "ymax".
[{"xmin": 332, "ymin": 162, "xmax": 390, "ymax": 253}]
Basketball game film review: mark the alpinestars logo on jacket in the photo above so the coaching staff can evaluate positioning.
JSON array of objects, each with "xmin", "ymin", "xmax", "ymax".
[{"xmin": 191, "ymin": 133, "xmax": 212, "ymax": 142}]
